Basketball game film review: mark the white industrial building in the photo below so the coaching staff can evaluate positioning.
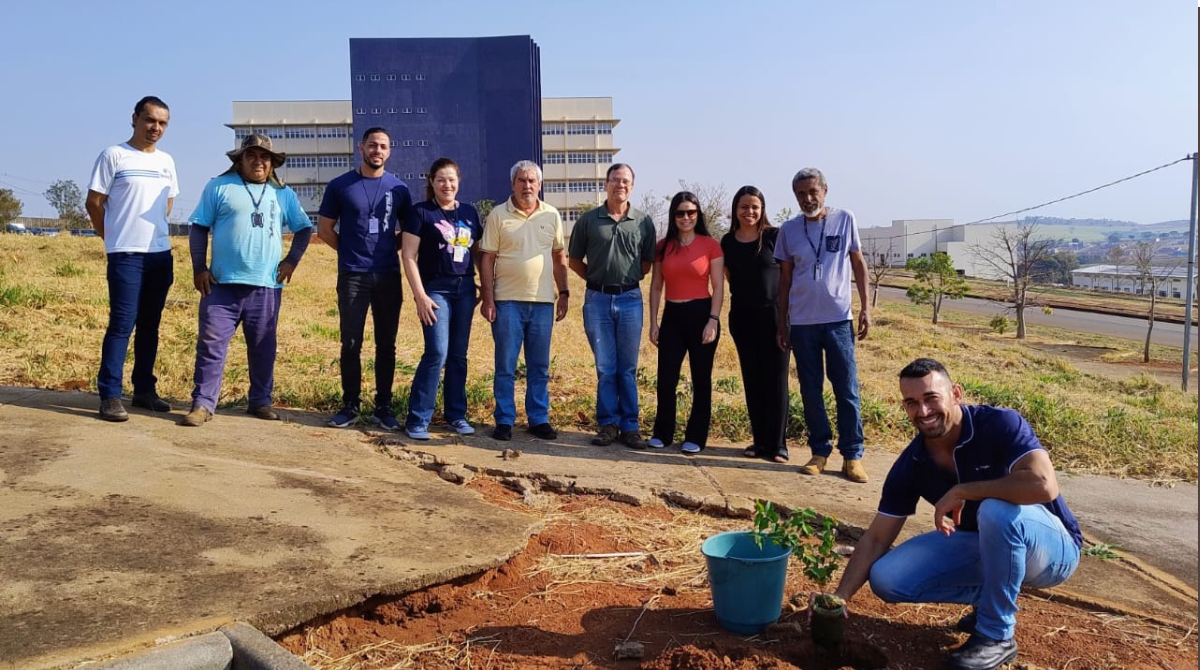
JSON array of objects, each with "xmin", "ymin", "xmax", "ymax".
[
  {"xmin": 858, "ymin": 219, "xmax": 1009, "ymax": 279},
  {"xmin": 1071, "ymin": 264, "xmax": 1188, "ymax": 298}
]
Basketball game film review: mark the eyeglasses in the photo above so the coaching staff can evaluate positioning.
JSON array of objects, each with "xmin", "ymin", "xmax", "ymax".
[{"xmin": 675, "ymin": 209, "xmax": 699, "ymax": 218}]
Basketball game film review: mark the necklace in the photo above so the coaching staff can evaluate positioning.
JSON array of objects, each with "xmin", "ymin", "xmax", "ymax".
[{"xmin": 241, "ymin": 177, "xmax": 268, "ymax": 228}]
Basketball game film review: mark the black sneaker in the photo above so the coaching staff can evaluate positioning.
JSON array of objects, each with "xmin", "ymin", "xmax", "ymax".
[
  {"xmin": 327, "ymin": 405, "xmax": 360, "ymax": 428},
  {"xmin": 528, "ymin": 423, "xmax": 557, "ymax": 440},
  {"xmin": 131, "ymin": 392, "xmax": 171, "ymax": 412},
  {"xmin": 955, "ymin": 607, "xmax": 978, "ymax": 634},
  {"xmin": 492, "ymin": 424, "xmax": 513, "ymax": 441},
  {"xmin": 947, "ymin": 633, "xmax": 1017, "ymax": 670},
  {"xmin": 591, "ymin": 424, "xmax": 619, "ymax": 446}
]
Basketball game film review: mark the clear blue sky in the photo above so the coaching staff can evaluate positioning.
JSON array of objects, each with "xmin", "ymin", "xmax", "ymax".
[{"xmin": 2, "ymin": 0, "xmax": 1196, "ymax": 227}]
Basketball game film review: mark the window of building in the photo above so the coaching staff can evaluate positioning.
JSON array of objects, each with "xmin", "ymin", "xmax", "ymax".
[
  {"xmin": 543, "ymin": 152, "xmax": 565, "ymax": 164},
  {"xmin": 355, "ymin": 108, "xmax": 365, "ymax": 115},
  {"xmin": 567, "ymin": 122, "xmax": 596, "ymax": 135},
  {"xmin": 415, "ymin": 74, "xmax": 426, "ymax": 81},
  {"xmin": 355, "ymin": 74, "xmax": 366, "ymax": 81},
  {"xmin": 401, "ymin": 74, "xmax": 411, "ymax": 81},
  {"xmin": 369, "ymin": 74, "xmax": 380, "ymax": 81},
  {"xmin": 417, "ymin": 140, "xmax": 429, "ymax": 147},
  {"xmin": 568, "ymin": 152, "xmax": 593, "ymax": 164},
  {"xmin": 284, "ymin": 127, "xmax": 316, "ymax": 139},
  {"xmin": 563, "ymin": 209, "xmax": 582, "ymax": 223},
  {"xmin": 387, "ymin": 107, "xmax": 397, "ymax": 114},
  {"xmin": 288, "ymin": 156, "xmax": 317, "ymax": 169},
  {"xmin": 542, "ymin": 122, "xmax": 564, "ymax": 135},
  {"xmin": 254, "ymin": 127, "xmax": 284, "ymax": 138},
  {"xmin": 390, "ymin": 140, "xmax": 398, "ymax": 147},
  {"xmin": 544, "ymin": 181, "xmax": 567, "ymax": 193},
  {"xmin": 293, "ymin": 185, "xmax": 320, "ymax": 198},
  {"xmin": 308, "ymin": 214, "xmax": 319, "ymax": 226},
  {"xmin": 416, "ymin": 107, "xmax": 427, "ymax": 114},
  {"xmin": 419, "ymin": 172, "xmax": 428, "ymax": 179},
  {"xmin": 596, "ymin": 151, "xmax": 614, "ymax": 164},
  {"xmin": 402, "ymin": 107, "xmax": 412, "ymax": 114},
  {"xmin": 568, "ymin": 181, "xmax": 592, "ymax": 193},
  {"xmin": 317, "ymin": 126, "xmax": 348, "ymax": 138},
  {"xmin": 234, "ymin": 128, "xmax": 251, "ymax": 139},
  {"xmin": 404, "ymin": 172, "xmax": 415, "ymax": 179},
  {"xmin": 317, "ymin": 155, "xmax": 349, "ymax": 168},
  {"xmin": 597, "ymin": 122, "xmax": 613, "ymax": 135},
  {"xmin": 401, "ymin": 140, "xmax": 414, "ymax": 147},
  {"xmin": 386, "ymin": 74, "xmax": 396, "ymax": 81},
  {"xmin": 371, "ymin": 107, "xmax": 380, "ymax": 114}
]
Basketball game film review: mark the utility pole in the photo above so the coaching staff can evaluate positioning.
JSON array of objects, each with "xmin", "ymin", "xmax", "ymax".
[{"xmin": 1182, "ymin": 152, "xmax": 1198, "ymax": 391}]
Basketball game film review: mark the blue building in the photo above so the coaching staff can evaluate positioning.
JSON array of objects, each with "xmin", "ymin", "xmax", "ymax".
[{"xmin": 349, "ymin": 36, "xmax": 542, "ymax": 205}]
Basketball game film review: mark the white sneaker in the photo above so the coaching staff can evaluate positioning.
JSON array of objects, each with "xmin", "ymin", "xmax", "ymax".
[
  {"xmin": 647, "ymin": 437, "xmax": 666, "ymax": 449},
  {"xmin": 448, "ymin": 419, "xmax": 475, "ymax": 435},
  {"xmin": 680, "ymin": 442, "xmax": 702, "ymax": 454},
  {"xmin": 405, "ymin": 425, "xmax": 431, "ymax": 440}
]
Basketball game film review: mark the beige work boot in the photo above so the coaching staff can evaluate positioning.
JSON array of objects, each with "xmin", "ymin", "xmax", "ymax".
[
  {"xmin": 180, "ymin": 404, "xmax": 212, "ymax": 427},
  {"xmin": 798, "ymin": 455, "xmax": 827, "ymax": 476},
  {"xmin": 843, "ymin": 459, "xmax": 869, "ymax": 483}
]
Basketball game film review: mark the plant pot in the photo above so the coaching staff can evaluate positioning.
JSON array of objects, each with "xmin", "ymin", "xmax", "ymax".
[
  {"xmin": 810, "ymin": 596, "xmax": 846, "ymax": 648},
  {"xmin": 701, "ymin": 530, "xmax": 792, "ymax": 634}
]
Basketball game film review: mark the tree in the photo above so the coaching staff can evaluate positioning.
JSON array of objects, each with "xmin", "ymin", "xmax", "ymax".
[
  {"xmin": 676, "ymin": 180, "xmax": 729, "ymax": 238},
  {"xmin": 968, "ymin": 220, "xmax": 1055, "ymax": 339},
  {"xmin": 637, "ymin": 191, "xmax": 667, "ymax": 240},
  {"xmin": 774, "ymin": 207, "xmax": 795, "ymax": 225},
  {"xmin": 1105, "ymin": 244, "xmax": 1128, "ymax": 292},
  {"xmin": 472, "ymin": 199, "xmax": 495, "ymax": 220},
  {"xmin": 1131, "ymin": 241, "xmax": 1181, "ymax": 363},
  {"xmin": 862, "ymin": 236, "xmax": 897, "ymax": 307},
  {"xmin": 1030, "ymin": 250, "xmax": 1080, "ymax": 285},
  {"xmin": 44, "ymin": 179, "xmax": 88, "ymax": 229},
  {"xmin": 0, "ymin": 188, "xmax": 22, "ymax": 223},
  {"xmin": 905, "ymin": 252, "xmax": 967, "ymax": 324}
]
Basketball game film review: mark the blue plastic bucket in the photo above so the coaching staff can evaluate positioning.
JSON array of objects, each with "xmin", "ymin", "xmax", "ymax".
[{"xmin": 701, "ymin": 530, "xmax": 792, "ymax": 634}]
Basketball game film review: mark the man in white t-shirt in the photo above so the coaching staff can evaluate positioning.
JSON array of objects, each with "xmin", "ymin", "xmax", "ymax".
[{"xmin": 86, "ymin": 96, "xmax": 180, "ymax": 422}]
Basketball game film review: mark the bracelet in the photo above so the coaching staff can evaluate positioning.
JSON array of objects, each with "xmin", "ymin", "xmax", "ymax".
[
  {"xmin": 708, "ymin": 314, "xmax": 719, "ymax": 321},
  {"xmin": 559, "ymin": 290, "xmax": 570, "ymax": 297}
]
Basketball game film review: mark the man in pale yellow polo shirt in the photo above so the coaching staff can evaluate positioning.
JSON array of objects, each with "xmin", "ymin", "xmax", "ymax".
[{"xmin": 478, "ymin": 160, "xmax": 569, "ymax": 442}]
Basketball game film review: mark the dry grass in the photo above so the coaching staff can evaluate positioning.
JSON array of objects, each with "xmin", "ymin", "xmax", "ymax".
[{"xmin": 0, "ymin": 235, "xmax": 1195, "ymax": 481}]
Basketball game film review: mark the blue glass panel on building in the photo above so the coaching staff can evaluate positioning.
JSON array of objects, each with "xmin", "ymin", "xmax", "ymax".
[{"xmin": 349, "ymin": 36, "xmax": 542, "ymax": 206}]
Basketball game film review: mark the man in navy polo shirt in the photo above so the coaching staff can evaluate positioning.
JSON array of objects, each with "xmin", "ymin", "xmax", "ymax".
[
  {"xmin": 825, "ymin": 358, "xmax": 1081, "ymax": 670},
  {"xmin": 317, "ymin": 127, "xmax": 412, "ymax": 430}
]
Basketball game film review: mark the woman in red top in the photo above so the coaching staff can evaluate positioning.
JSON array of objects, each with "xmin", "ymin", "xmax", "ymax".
[{"xmin": 647, "ymin": 191, "xmax": 724, "ymax": 453}]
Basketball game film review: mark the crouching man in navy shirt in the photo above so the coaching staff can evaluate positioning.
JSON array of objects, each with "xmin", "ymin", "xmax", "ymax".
[{"xmin": 825, "ymin": 357, "xmax": 1081, "ymax": 670}]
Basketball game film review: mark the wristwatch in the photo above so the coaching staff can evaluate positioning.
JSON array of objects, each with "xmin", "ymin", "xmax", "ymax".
[{"xmin": 559, "ymin": 290, "xmax": 570, "ymax": 297}]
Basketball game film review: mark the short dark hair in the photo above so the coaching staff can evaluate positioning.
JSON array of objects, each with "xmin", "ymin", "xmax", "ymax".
[
  {"xmin": 424, "ymin": 157, "xmax": 460, "ymax": 201},
  {"xmin": 361, "ymin": 127, "xmax": 390, "ymax": 142},
  {"xmin": 606, "ymin": 163, "xmax": 635, "ymax": 182},
  {"xmin": 134, "ymin": 96, "xmax": 168, "ymax": 116},
  {"xmin": 899, "ymin": 357, "xmax": 952, "ymax": 381}
]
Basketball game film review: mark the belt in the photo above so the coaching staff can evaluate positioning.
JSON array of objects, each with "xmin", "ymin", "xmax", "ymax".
[{"xmin": 587, "ymin": 282, "xmax": 639, "ymax": 295}]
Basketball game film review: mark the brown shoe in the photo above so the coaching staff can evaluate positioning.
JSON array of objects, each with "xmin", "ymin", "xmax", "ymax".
[
  {"xmin": 591, "ymin": 424, "xmax": 619, "ymax": 446},
  {"xmin": 247, "ymin": 405, "xmax": 280, "ymax": 421},
  {"xmin": 99, "ymin": 397, "xmax": 129, "ymax": 422},
  {"xmin": 180, "ymin": 404, "xmax": 212, "ymax": 427},
  {"xmin": 619, "ymin": 430, "xmax": 648, "ymax": 450},
  {"xmin": 842, "ymin": 459, "xmax": 869, "ymax": 483},
  {"xmin": 798, "ymin": 455, "xmax": 827, "ymax": 476}
]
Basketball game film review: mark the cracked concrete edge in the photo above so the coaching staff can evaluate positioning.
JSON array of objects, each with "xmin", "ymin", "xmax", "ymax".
[
  {"xmin": 219, "ymin": 623, "xmax": 312, "ymax": 670},
  {"xmin": 68, "ymin": 631, "xmax": 233, "ymax": 670}
]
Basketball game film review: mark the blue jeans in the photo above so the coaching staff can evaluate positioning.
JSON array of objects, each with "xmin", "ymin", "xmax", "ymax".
[
  {"xmin": 869, "ymin": 500, "xmax": 1080, "ymax": 641},
  {"xmin": 191, "ymin": 284, "xmax": 282, "ymax": 412},
  {"xmin": 582, "ymin": 288, "xmax": 643, "ymax": 431},
  {"xmin": 789, "ymin": 320, "xmax": 863, "ymax": 459},
  {"xmin": 407, "ymin": 276, "xmax": 476, "ymax": 428},
  {"xmin": 98, "ymin": 251, "xmax": 174, "ymax": 399},
  {"xmin": 491, "ymin": 301, "xmax": 553, "ymax": 426}
]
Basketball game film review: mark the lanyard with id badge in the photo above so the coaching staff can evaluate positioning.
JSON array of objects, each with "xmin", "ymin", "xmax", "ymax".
[
  {"xmin": 805, "ymin": 215, "xmax": 827, "ymax": 281},
  {"xmin": 242, "ymin": 178, "xmax": 269, "ymax": 229},
  {"xmin": 441, "ymin": 205, "xmax": 471, "ymax": 265},
  {"xmin": 362, "ymin": 175, "xmax": 386, "ymax": 234}
]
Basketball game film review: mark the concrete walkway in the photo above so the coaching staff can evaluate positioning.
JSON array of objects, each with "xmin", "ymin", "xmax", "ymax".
[{"xmin": 1, "ymin": 387, "xmax": 1195, "ymax": 670}]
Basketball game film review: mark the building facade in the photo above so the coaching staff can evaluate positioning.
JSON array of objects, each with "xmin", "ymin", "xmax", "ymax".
[
  {"xmin": 348, "ymin": 36, "xmax": 541, "ymax": 206},
  {"xmin": 859, "ymin": 219, "xmax": 1008, "ymax": 279},
  {"xmin": 228, "ymin": 95, "xmax": 620, "ymax": 233},
  {"xmin": 540, "ymin": 97, "xmax": 620, "ymax": 236},
  {"xmin": 1071, "ymin": 264, "xmax": 1188, "ymax": 298}
]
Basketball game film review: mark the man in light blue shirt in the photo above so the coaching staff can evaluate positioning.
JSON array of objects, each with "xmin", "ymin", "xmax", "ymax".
[
  {"xmin": 180, "ymin": 134, "xmax": 312, "ymax": 426},
  {"xmin": 774, "ymin": 167, "xmax": 871, "ymax": 483}
]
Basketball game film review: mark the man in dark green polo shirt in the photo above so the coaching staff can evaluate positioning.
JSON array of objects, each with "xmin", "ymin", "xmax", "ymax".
[{"xmin": 567, "ymin": 163, "xmax": 657, "ymax": 450}]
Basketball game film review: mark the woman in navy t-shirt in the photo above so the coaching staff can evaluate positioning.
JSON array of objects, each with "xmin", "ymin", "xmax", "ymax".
[{"xmin": 400, "ymin": 158, "xmax": 483, "ymax": 439}]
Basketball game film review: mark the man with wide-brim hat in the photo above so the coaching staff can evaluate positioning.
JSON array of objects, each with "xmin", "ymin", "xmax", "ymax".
[{"xmin": 180, "ymin": 133, "xmax": 313, "ymax": 427}]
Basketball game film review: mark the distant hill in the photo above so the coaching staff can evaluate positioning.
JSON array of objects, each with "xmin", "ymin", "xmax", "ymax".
[{"xmin": 972, "ymin": 217, "xmax": 1192, "ymax": 243}]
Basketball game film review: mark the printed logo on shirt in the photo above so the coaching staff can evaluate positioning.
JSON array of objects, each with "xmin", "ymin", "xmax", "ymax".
[{"xmin": 825, "ymin": 235, "xmax": 843, "ymax": 253}]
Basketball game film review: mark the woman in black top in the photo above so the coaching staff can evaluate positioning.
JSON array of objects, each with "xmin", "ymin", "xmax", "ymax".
[{"xmin": 721, "ymin": 186, "xmax": 790, "ymax": 462}]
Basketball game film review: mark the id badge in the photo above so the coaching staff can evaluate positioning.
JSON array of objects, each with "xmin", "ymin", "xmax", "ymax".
[
  {"xmin": 368, "ymin": 216, "xmax": 380, "ymax": 234},
  {"xmin": 813, "ymin": 262, "xmax": 823, "ymax": 281},
  {"xmin": 251, "ymin": 212, "xmax": 264, "ymax": 228}
]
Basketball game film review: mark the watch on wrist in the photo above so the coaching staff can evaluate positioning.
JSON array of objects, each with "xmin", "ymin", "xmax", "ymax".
[
  {"xmin": 708, "ymin": 314, "xmax": 720, "ymax": 321},
  {"xmin": 559, "ymin": 290, "xmax": 570, "ymax": 297}
]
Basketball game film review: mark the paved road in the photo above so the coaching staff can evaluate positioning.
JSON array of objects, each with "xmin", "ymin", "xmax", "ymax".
[{"xmin": 877, "ymin": 286, "xmax": 1197, "ymax": 349}]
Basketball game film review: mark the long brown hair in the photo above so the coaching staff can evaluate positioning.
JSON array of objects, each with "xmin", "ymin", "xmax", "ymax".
[
  {"xmin": 658, "ymin": 191, "xmax": 710, "ymax": 261},
  {"xmin": 729, "ymin": 185, "xmax": 770, "ymax": 253}
]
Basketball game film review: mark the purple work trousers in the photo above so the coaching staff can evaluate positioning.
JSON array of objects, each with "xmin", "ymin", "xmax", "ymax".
[{"xmin": 190, "ymin": 283, "xmax": 282, "ymax": 412}]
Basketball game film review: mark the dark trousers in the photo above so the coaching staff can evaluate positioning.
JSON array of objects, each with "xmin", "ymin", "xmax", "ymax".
[
  {"xmin": 337, "ymin": 271, "xmax": 403, "ymax": 408},
  {"xmin": 98, "ymin": 251, "xmax": 174, "ymax": 399},
  {"xmin": 653, "ymin": 298, "xmax": 718, "ymax": 449},
  {"xmin": 190, "ymin": 284, "xmax": 281, "ymax": 412},
  {"xmin": 729, "ymin": 305, "xmax": 790, "ymax": 454}
]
